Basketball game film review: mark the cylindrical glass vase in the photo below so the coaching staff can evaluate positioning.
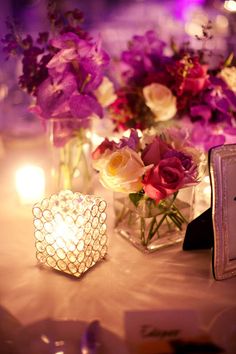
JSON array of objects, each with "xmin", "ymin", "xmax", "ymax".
[
  {"xmin": 114, "ymin": 191, "xmax": 192, "ymax": 253},
  {"xmin": 46, "ymin": 118, "xmax": 93, "ymax": 194}
]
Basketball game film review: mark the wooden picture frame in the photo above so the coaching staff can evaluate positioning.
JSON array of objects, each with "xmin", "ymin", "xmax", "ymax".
[{"xmin": 210, "ymin": 144, "xmax": 236, "ymax": 280}]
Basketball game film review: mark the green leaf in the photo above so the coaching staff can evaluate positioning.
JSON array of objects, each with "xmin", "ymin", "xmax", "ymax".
[{"xmin": 129, "ymin": 191, "xmax": 144, "ymax": 207}]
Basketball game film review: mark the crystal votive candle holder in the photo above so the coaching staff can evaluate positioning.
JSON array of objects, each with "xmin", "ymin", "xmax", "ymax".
[{"xmin": 32, "ymin": 190, "xmax": 107, "ymax": 277}]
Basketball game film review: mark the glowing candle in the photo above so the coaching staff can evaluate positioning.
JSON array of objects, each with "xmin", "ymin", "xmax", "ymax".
[
  {"xmin": 224, "ymin": 0, "xmax": 236, "ymax": 12},
  {"xmin": 15, "ymin": 165, "xmax": 45, "ymax": 205},
  {"xmin": 32, "ymin": 190, "xmax": 107, "ymax": 277}
]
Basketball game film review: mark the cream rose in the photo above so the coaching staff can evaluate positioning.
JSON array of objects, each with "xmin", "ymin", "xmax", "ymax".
[
  {"xmin": 95, "ymin": 76, "xmax": 117, "ymax": 107},
  {"xmin": 143, "ymin": 83, "xmax": 177, "ymax": 121},
  {"xmin": 219, "ymin": 67, "xmax": 236, "ymax": 92},
  {"xmin": 99, "ymin": 146, "xmax": 146, "ymax": 193}
]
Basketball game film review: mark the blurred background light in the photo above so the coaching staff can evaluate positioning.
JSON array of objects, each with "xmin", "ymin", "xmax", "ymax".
[{"xmin": 224, "ymin": 0, "xmax": 236, "ymax": 12}]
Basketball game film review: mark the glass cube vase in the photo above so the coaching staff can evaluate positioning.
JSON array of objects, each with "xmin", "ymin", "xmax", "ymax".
[
  {"xmin": 32, "ymin": 190, "xmax": 108, "ymax": 278},
  {"xmin": 114, "ymin": 191, "xmax": 192, "ymax": 253}
]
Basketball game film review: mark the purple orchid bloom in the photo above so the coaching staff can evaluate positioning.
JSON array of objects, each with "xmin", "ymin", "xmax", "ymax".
[
  {"xmin": 190, "ymin": 122, "xmax": 225, "ymax": 151},
  {"xmin": 35, "ymin": 72, "xmax": 77, "ymax": 118},
  {"xmin": 34, "ymin": 32, "xmax": 109, "ymax": 124},
  {"xmin": 189, "ymin": 76, "xmax": 236, "ymax": 147},
  {"xmin": 121, "ymin": 30, "xmax": 165, "ymax": 83},
  {"xmin": 48, "ymin": 33, "xmax": 109, "ymax": 92},
  {"xmin": 69, "ymin": 93, "xmax": 103, "ymax": 119},
  {"xmin": 204, "ymin": 77, "xmax": 236, "ymax": 115}
]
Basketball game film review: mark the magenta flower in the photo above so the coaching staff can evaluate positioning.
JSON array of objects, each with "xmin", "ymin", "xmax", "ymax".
[
  {"xmin": 190, "ymin": 105, "xmax": 212, "ymax": 121},
  {"xmin": 181, "ymin": 60, "xmax": 209, "ymax": 95},
  {"xmin": 92, "ymin": 138, "xmax": 116, "ymax": 161},
  {"xmin": 143, "ymin": 157, "xmax": 185, "ymax": 203},
  {"xmin": 190, "ymin": 122, "xmax": 226, "ymax": 151},
  {"xmin": 142, "ymin": 136, "xmax": 171, "ymax": 166}
]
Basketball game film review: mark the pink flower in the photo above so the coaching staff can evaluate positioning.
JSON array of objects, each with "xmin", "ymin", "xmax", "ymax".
[
  {"xmin": 143, "ymin": 157, "xmax": 185, "ymax": 203},
  {"xmin": 190, "ymin": 105, "xmax": 212, "ymax": 121},
  {"xmin": 92, "ymin": 138, "xmax": 116, "ymax": 161},
  {"xmin": 141, "ymin": 136, "xmax": 171, "ymax": 166},
  {"xmin": 181, "ymin": 61, "xmax": 209, "ymax": 95}
]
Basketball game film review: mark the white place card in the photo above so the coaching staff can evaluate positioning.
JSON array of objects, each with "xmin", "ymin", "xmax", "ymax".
[{"xmin": 125, "ymin": 310, "xmax": 200, "ymax": 354}]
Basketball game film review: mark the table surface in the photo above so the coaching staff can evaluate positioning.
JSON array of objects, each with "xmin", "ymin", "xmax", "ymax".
[{"xmin": 0, "ymin": 136, "xmax": 236, "ymax": 354}]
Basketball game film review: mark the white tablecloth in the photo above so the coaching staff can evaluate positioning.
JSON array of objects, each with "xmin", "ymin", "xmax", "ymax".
[{"xmin": 0, "ymin": 136, "xmax": 236, "ymax": 353}]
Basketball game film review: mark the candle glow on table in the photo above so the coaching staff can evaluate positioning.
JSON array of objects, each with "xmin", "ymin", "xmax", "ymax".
[
  {"xmin": 32, "ymin": 190, "xmax": 108, "ymax": 277},
  {"xmin": 15, "ymin": 165, "xmax": 45, "ymax": 205}
]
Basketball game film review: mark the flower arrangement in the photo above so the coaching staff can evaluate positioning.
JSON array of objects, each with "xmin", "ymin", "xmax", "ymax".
[
  {"xmin": 2, "ymin": 0, "xmax": 115, "ymax": 190},
  {"xmin": 108, "ymin": 25, "xmax": 236, "ymax": 152},
  {"xmin": 92, "ymin": 128, "xmax": 203, "ymax": 250}
]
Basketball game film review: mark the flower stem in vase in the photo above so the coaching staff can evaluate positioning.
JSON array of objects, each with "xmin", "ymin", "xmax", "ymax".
[
  {"xmin": 147, "ymin": 212, "xmax": 168, "ymax": 245},
  {"xmin": 59, "ymin": 143, "xmax": 72, "ymax": 190}
]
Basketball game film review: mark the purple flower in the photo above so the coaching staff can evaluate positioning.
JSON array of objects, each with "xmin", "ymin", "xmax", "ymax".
[
  {"xmin": 190, "ymin": 105, "xmax": 212, "ymax": 121},
  {"xmin": 121, "ymin": 30, "xmax": 165, "ymax": 83},
  {"xmin": 69, "ymin": 93, "xmax": 103, "ymax": 119},
  {"xmin": 204, "ymin": 77, "xmax": 236, "ymax": 114},
  {"xmin": 164, "ymin": 150, "xmax": 193, "ymax": 170},
  {"xmin": 188, "ymin": 76, "xmax": 236, "ymax": 148},
  {"xmin": 190, "ymin": 122, "xmax": 225, "ymax": 151},
  {"xmin": 118, "ymin": 129, "xmax": 140, "ymax": 150},
  {"xmin": 48, "ymin": 33, "xmax": 109, "ymax": 91},
  {"xmin": 35, "ymin": 72, "xmax": 77, "ymax": 118}
]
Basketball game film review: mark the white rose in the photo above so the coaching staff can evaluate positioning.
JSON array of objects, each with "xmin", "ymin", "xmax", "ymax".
[
  {"xmin": 219, "ymin": 67, "xmax": 236, "ymax": 92},
  {"xmin": 143, "ymin": 83, "xmax": 177, "ymax": 121},
  {"xmin": 99, "ymin": 146, "xmax": 145, "ymax": 193},
  {"xmin": 95, "ymin": 77, "xmax": 117, "ymax": 107}
]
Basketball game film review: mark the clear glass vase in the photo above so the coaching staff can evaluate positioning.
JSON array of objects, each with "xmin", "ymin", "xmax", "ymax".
[
  {"xmin": 191, "ymin": 174, "xmax": 211, "ymax": 219},
  {"xmin": 46, "ymin": 118, "xmax": 93, "ymax": 194},
  {"xmin": 114, "ymin": 191, "xmax": 192, "ymax": 253}
]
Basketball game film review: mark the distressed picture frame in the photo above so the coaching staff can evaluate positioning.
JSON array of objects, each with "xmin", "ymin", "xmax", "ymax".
[{"xmin": 210, "ymin": 144, "xmax": 236, "ymax": 280}]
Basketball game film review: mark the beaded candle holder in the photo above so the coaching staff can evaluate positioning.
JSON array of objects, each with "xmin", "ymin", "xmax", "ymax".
[{"xmin": 32, "ymin": 190, "xmax": 107, "ymax": 277}]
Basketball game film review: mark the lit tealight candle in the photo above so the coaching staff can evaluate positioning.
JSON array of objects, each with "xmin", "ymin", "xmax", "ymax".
[
  {"xmin": 15, "ymin": 165, "xmax": 45, "ymax": 205},
  {"xmin": 32, "ymin": 190, "xmax": 108, "ymax": 277}
]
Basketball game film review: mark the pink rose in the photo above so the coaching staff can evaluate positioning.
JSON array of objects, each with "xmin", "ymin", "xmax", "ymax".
[
  {"xmin": 142, "ymin": 136, "xmax": 171, "ymax": 166},
  {"xmin": 143, "ymin": 157, "xmax": 185, "ymax": 203},
  {"xmin": 182, "ymin": 61, "xmax": 209, "ymax": 95}
]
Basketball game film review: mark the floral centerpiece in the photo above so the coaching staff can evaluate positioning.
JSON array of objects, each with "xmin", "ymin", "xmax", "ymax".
[
  {"xmin": 2, "ymin": 0, "xmax": 114, "ymax": 191},
  {"xmin": 92, "ymin": 128, "xmax": 203, "ymax": 252},
  {"xmin": 108, "ymin": 25, "xmax": 236, "ymax": 152}
]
